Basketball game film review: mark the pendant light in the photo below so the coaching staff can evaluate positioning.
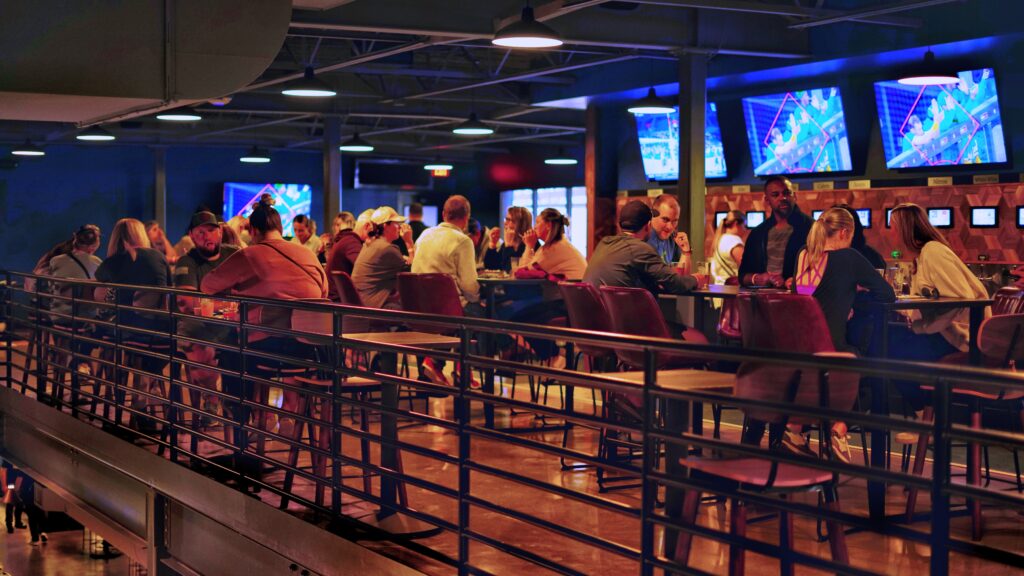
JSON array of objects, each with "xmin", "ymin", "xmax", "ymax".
[
  {"xmin": 339, "ymin": 133, "xmax": 374, "ymax": 153},
  {"xmin": 281, "ymin": 67, "xmax": 337, "ymax": 97},
  {"xmin": 452, "ymin": 113, "xmax": 494, "ymax": 136},
  {"xmin": 493, "ymin": 5, "xmax": 563, "ymax": 48},
  {"xmin": 156, "ymin": 110, "xmax": 202, "ymax": 122},
  {"xmin": 628, "ymin": 87, "xmax": 675, "ymax": 115},
  {"xmin": 239, "ymin": 147, "xmax": 271, "ymax": 163},
  {"xmin": 898, "ymin": 49, "xmax": 959, "ymax": 86},
  {"xmin": 11, "ymin": 140, "xmax": 45, "ymax": 157},
  {"xmin": 423, "ymin": 159, "xmax": 454, "ymax": 171},
  {"xmin": 544, "ymin": 148, "xmax": 577, "ymax": 165},
  {"xmin": 76, "ymin": 125, "xmax": 116, "ymax": 141}
]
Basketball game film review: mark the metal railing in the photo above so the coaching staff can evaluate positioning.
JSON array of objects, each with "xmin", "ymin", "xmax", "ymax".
[{"xmin": 2, "ymin": 270, "xmax": 1024, "ymax": 575}]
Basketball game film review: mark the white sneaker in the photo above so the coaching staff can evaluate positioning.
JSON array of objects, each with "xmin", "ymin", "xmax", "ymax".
[{"xmin": 77, "ymin": 364, "xmax": 92, "ymax": 376}]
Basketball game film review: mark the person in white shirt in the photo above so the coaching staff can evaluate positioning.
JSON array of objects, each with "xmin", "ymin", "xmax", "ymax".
[
  {"xmin": 412, "ymin": 195, "xmax": 481, "ymax": 310},
  {"xmin": 710, "ymin": 211, "xmax": 746, "ymax": 285},
  {"xmin": 290, "ymin": 214, "xmax": 323, "ymax": 255}
]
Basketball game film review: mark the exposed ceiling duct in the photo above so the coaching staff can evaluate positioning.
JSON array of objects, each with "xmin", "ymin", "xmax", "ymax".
[{"xmin": 0, "ymin": 0, "xmax": 292, "ymax": 125}]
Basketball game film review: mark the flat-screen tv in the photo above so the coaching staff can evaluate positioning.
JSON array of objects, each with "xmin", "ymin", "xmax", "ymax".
[
  {"xmin": 634, "ymin": 102, "xmax": 728, "ymax": 181},
  {"xmin": 970, "ymin": 207, "xmax": 998, "ymax": 228},
  {"xmin": 743, "ymin": 87, "xmax": 853, "ymax": 175},
  {"xmin": 812, "ymin": 210, "xmax": 824, "ymax": 220},
  {"xmin": 714, "ymin": 211, "xmax": 729, "ymax": 228},
  {"xmin": 223, "ymin": 182, "xmax": 312, "ymax": 237},
  {"xmin": 856, "ymin": 209, "xmax": 872, "ymax": 228},
  {"xmin": 928, "ymin": 207, "xmax": 953, "ymax": 228},
  {"xmin": 745, "ymin": 211, "xmax": 765, "ymax": 228},
  {"xmin": 874, "ymin": 68, "xmax": 1007, "ymax": 169}
]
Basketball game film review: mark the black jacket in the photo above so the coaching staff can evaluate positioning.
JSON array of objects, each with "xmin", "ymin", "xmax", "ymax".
[
  {"xmin": 583, "ymin": 234, "xmax": 697, "ymax": 294},
  {"xmin": 738, "ymin": 206, "xmax": 814, "ymax": 282}
]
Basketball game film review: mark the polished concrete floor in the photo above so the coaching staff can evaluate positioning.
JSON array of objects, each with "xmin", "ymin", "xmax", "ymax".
[
  {"xmin": 3, "ymin": 342, "xmax": 1023, "ymax": 575},
  {"xmin": 0, "ymin": 528, "xmax": 131, "ymax": 576}
]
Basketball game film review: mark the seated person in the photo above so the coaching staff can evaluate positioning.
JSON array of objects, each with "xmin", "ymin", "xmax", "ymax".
[
  {"xmin": 351, "ymin": 207, "xmax": 413, "ymax": 310},
  {"xmin": 483, "ymin": 206, "xmax": 538, "ymax": 272}
]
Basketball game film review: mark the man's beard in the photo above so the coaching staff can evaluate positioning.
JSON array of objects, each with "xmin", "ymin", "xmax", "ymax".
[{"xmin": 195, "ymin": 244, "xmax": 219, "ymax": 258}]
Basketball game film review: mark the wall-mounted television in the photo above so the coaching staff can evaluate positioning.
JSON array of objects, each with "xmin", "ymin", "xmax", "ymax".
[
  {"xmin": 812, "ymin": 210, "xmax": 824, "ymax": 220},
  {"xmin": 742, "ymin": 87, "xmax": 853, "ymax": 176},
  {"xmin": 223, "ymin": 182, "xmax": 312, "ymax": 237},
  {"xmin": 886, "ymin": 208, "xmax": 894, "ymax": 228},
  {"xmin": 970, "ymin": 207, "xmax": 998, "ymax": 228},
  {"xmin": 634, "ymin": 102, "xmax": 728, "ymax": 181},
  {"xmin": 856, "ymin": 209, "xmax": 872, "ymax": 229},
  {"xmin": 874, "ymin": 68, "xmax": 1007, "ymax": 169},
  {"xmin": 714, "ymin": 211, "xmax": 729, "ymax": 228},
  {"xmin": 745, "ymin": 211, "xmax": 765, "ymax": 228},
  {"xmin": 928, "ymin": 207, "xmax": 953, "ymax": 228},
  {"xmin": 1017, "ymin": 207, "xmax": 1024, "ymax": 229}
]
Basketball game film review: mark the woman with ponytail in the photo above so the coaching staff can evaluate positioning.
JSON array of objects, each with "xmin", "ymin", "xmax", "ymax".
[
  {"xmin": 515, "ymin": 208, "xmax": 587, "ymax": 279},
  {"xmin": 710, "ymin": 211, "xmax": 745, "ymax": 285}
]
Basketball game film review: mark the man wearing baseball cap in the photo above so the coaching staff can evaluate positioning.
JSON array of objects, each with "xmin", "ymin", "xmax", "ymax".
[{"xmin": 584, "ymin": 200, "xmax": 701, "ymax": 294}]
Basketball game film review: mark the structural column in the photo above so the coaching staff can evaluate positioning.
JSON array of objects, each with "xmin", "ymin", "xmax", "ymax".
[
  {"xmin": 677, "ymin": 53, "xmax": 707, "ymax": 260},
  {"xmin": 323, "ymin": 116, "xmax": 342, "ymax": 225},
  {"xmin": 154, "ymin": 147, "xmax": 167, "ymax": 229}
]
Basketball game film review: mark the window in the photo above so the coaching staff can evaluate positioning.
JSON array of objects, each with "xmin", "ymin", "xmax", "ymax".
[{"xmin": 499, "ymin": 185, "xmax": 589, "ymax": 258}]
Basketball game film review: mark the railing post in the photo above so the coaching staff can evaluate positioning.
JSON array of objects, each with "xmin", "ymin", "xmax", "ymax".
[
  {"xmin": 331, "ymin": 307, "xmax": 343, "ymax": 516},
  {"xmin": 69, "ymin": 284, "xmax": 80, "ymax": 417},
  {"xmin": 4, "ymin": 271, "xmax": 12, "ymax": 390},
  {"xmin": 32, "ymin": 273, "xmax": 45, "ymax": 402},
  {"xmin": 640, "ymin": 347, "xmax": 658, "ymax": 576},
  {"xmin": 236, "ymin": 301, "xmax": 249, "ymax": 487},
  {"xmin": 167, "ymin": 292, "xmax": 179, "ymax": 464},
  {"xmin": 930, "ymin": 378, "xmax": 951, "ymax": 573},
  {"xmin": 457, "ymin": 323, "xmax": 472, "ymax": 575}
]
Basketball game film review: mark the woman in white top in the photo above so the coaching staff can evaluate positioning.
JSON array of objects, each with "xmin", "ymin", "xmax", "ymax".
[
  {"xmin": 886, "ymin": 203, "xmax": 990, "ymax": 411},
  {"xmin": 710, "ymin": 210, "xmax": 745, "ymax": 285},
  {"xmin": 516, "ymin": 208, "xmax": 587, "ymax": 280}
]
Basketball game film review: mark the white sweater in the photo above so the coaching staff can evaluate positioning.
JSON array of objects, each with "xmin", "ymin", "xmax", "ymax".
[{"xmin": 909, "ymin": 241, "xmax": 990, "ymax": 352}]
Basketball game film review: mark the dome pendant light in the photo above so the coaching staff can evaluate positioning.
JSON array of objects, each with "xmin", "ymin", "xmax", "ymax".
[
  {"xmin": 492, "ymin": 5, "xmax": 563, "ymax": 49},
  {"xmin": 239, "ymin": 147, "xmax": 271, "ymax": 163},
  {"xmin": 544, "ymin": 148, "xmax": 577, "ymax": 165},
  {"xmin": 11, "ymin": 139, "xmax": 45, "ymax": 157},
  {"xmin": 898, "ymin": 49, "xmax": 959, "ymax": 86},
  {"xmin": 156, "ymin": 110, "xmax": 202, "ymax": 122},
  {"xmin": 339, "ymin": 133, "xmax": 374, "ymax": 153},
  {"xmin": 628, "ymin": 87, "xmax": 675, "ymax": 115},
  {"xmin": 76, "ymin": 125, "xmax": 116, "ymax": 141},
  {"xmin": 281, "ymin": 67, "xmax": 337, "ymax": 97},
  {"xmin": 423, "ymin": 158, "xmax": 454, "ymax": 171},
  {"xmin": 452, "ymin": 113, "xmax": 494, "ymax": 136}
]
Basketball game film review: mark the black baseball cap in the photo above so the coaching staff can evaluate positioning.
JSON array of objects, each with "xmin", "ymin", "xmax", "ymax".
[
  {"xmin": 188, "ymin": 211, "xmax": 219, "ymax": 231},
  {"xmin": 619, "ymin": 200, "xmax": 658, "ymax": 232}
]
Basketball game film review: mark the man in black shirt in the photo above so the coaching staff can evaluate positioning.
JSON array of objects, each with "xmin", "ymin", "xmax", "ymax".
[
  {"xmin": 738, "ymin": 176, "xmax": 814, "ymax": 287},
  {"xmin": 174, "ymin": 211, "xmax": 240, "ymax": 440},
  {"xmin": 407, "ymin": 202, "xmax": 429, "ymax": 242}
]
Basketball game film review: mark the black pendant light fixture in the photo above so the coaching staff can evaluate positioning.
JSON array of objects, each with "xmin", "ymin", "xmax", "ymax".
[
  {"xmin": 76, "ymin": 125, "xmax": 116, "ymax": 141},
  {"xmin": 898, "ymin": 49, "xmax": 959, "ymax": 86},
  {"xmin": 452, "ymin": 112, "xmax": 494, "ymax": 136},
  {"xmin": 628, "ymin": 87, "xmax": 675, "ymax": 115},
  {"xmin": 239, "ymin": 147, "xmax": 271, "ymax": 163},
  {"xmin": 156, "ymin": 109, "xmax": 203, "ymax": 122},
  {"xmin": 493, "ymin": 4, "xmax": 563, "ymax": 48},
  {"xmin": 544, "ymin": 147, "xmax": 577, "ymax": 165},
  {"xmin": 282, "ymin": 67, "xmax": 337, "ymax": 97},
  {"xmin": 11, "ymin": 139, "xmax": 45, "ymax": 157},
  {"xmin": 339, "ymin": 133, "xmax": 374, "ymax": 153}
]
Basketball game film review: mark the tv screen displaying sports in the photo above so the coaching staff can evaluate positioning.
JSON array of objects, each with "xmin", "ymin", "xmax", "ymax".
[
  {"xmin": 742, "ymin": 87, "xmax": 853, "ymax": 175},
  {"xmin": 223, "ymin": 182, "xmax": 312, "ymax": 237},
  {"xmin": 874, "ymin": 68, "xmax": 1007, "ymax": 169},
  {"xmin": 634, "ymin": 102, "xmax": 728, "ymax": 181}
]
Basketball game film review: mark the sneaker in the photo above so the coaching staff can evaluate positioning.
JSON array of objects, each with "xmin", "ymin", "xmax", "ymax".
[
  {"xmin": 780, "ymin": 429, "xmax": 816, "ymax": 458},
  {"xmin": 40, "ymin": 533, "xmax": 47, "ymax": 544},
  {"xmin": 76, "ymin": 363, "xmax": 92, "ymax": 376},
  {"xmin": 421, "ymin": 358, "xmax": 451, "ymax": 386},
  {"xmin": 831, "ymin": 429, "xmax": 852, "ymax": 464}
]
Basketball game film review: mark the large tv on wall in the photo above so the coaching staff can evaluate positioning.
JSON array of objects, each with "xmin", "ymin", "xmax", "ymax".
[
  {"xmin": 634, "ymin": 102, "xmax": 728, "ymax": 181},
  {"xmin": 874, "ymin": 67, "xmax": 1007, "ymax": 169},
  {"xmin": 223, "ymin": 182, "xmax": 312, "ymax": 237},
  {"xmin": 742, "ymin": 87, "xmax": 853, "ymax": 176}
]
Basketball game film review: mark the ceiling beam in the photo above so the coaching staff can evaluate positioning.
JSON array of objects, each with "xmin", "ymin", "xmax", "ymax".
[
  {"xmin": 345, "ymin": 111, "xmax": 584, "ymax": 132},
  {"xmin": 493, "ymin": 0, "xmax": 613, "ymax": 30},
  {"xmin": 384, "ymin": 53, "xmax": 638, "ymax": 103},
  {"xmin": 187, "ymin": 114, "xmax": 315, "ymax": 140},
  {"xmin": 625, "ymin": 0, "xmax": 921, "ymax": 28},
  {"xmin": 787, "ymin": 0, "xmax": 964, "ymax": 30}
]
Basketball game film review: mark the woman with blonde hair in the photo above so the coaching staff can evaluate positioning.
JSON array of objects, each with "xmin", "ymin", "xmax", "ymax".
[
  {"xmin": 710, "ymin": 211, "xmax": 746, "ymax": 285},
  {"xmin": 95, "ymin": 218, "xmax": 170, "ymax": 310},
  {"xmin": 484, "ymin": 206, "xmax": 537, "ymax": 271},
  {"xmin": 226, "ymin": 215, "xmax": 251, "ymax": 245},
  {"xmin": 885, "ymin": 203, "xmax": 989, "ymax": 410}
]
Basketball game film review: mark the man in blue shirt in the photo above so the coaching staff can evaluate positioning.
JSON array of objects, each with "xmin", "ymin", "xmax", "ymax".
[{"xmin": 646, "ymin": 195, "xmax": 692, "ymax": 271}]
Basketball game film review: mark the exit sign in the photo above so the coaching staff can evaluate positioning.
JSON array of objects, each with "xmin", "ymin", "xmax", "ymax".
[{"xmin": 431, "ymin": 169, "xmax": 450, "ymax": 177}]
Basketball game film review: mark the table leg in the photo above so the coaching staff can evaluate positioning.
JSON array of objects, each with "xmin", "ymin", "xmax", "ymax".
[
  {"xmin": 693, "ymin": 296, "xmax": 706, "ymax": 335},
  {"xmin": 868, "ymin": 306, "xmax": 890, "ymax": 523},
  {"xmin": 379, "ymin": 372, "xmax": 399, "ymax": 518},
  {"xmin": 662, "ymin": 396, "xmax": 690, "ymax": 559},
  {"xmin": 968, "ymin": 305, "xmax": 983, "ymax": 366}
]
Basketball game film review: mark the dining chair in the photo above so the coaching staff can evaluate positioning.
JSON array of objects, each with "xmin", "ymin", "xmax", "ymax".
[{"xmin": 905, "ymin": 312, "xmax": 1024, "ymax": 540}]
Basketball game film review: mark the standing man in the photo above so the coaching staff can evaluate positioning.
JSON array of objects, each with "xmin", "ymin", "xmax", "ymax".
[
  {"xmin": 406, "ymin": 202, "xmax": 428, "ymax": 242},
  {"xmin": 738, "ymin": 176, "xmax": 814, "ymax": 287},
  {"xmin": 647, "ymin": 195, "xmax": 693, "ymax": 272}
]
